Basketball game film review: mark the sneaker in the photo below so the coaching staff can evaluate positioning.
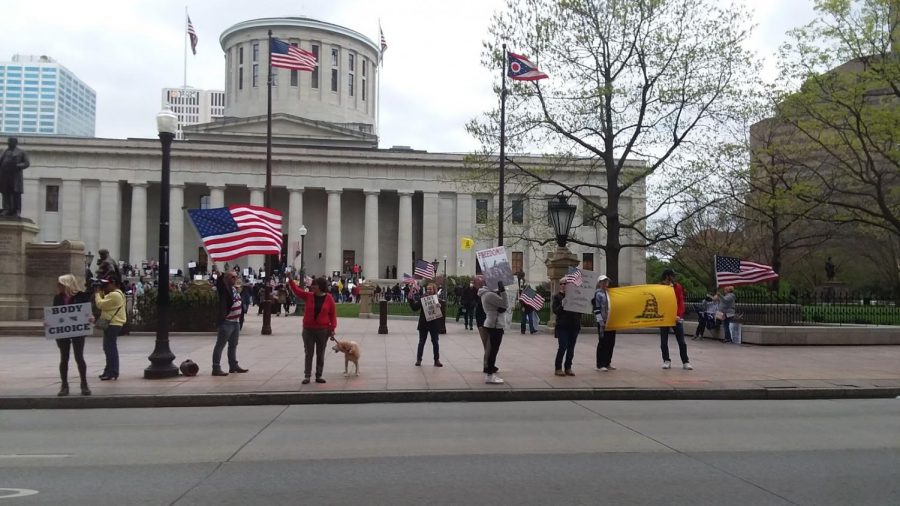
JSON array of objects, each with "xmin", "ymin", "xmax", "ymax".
[
  {"xmin": 662, "ymin": 361, "xmax": 672, "ymax": 369},
  {"xmin": 598, "ymin": 367, "xmax": 609, "ymax": 372},
  {"xmin": 486, "ymin": 374, "xmax": 505, "ymax": 384},
  {"xmin": 555, "ymin": 369, "xmax": 565, "ymax": 376},
  {"xmin": 683, "ymin": 363, "xmax": 693, "ymax": 370},
  {"xmin": 608, "ymin": 365, "xmax": 617, "ymax": 370},
  {"xmin": 301, "ymin": 378, "xmax": 310, "ymax": 385}
]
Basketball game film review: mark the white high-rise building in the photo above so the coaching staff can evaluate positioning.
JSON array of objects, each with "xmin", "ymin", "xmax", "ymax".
[
  {"xmin": 0, "ymin": 54, "xmax": 96, "ymax": 137},
  {"xmin": 161, "ymin": 87, "xmax": 225, "ymax": 139}
]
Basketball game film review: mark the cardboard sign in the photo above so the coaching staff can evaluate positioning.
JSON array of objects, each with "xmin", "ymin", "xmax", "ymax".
[
  {"xmin": 476, "ymin": 246, "xmax": 516, "ymax": 289},
  {"xmin": 44, "ymin": 303, "xmax": 93, "ymax": 340},
  {"xmin": 422, "ymin": 294, "xmax": 443, "ymax": 321},
  {"xmin": 188, "ymin": 261, "xmax": 197, "ymax": 268},
  {"xmin": 562, "ymin": 269, "xmax": 600, "ymax": 314}
]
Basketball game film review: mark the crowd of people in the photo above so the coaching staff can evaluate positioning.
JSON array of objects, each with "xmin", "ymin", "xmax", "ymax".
[{"xmin": 49, "ymin": 249, "xmax": 716, "ymax": 392}]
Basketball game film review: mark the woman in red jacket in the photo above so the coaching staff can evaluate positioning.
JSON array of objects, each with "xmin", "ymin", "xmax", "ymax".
[{"xmin": 288, "ymin": 276, "xmax": 337, "ymax": 384}]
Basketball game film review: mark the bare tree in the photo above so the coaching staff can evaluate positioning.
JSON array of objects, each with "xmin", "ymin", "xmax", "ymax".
[{"xmin": 467, "ymin": 0, "xmax": 759, "ymax": 281}]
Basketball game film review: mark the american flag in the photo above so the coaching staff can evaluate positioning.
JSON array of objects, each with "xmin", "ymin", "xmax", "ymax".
[
  {"xmin": 187, "ymin": 205, "xmax": 283, "ymax": 262},
  {"xmin": 402, "ymin": 272, "xmax": 419, "ymax": 288},
  {"xmin": 379, "ymin": 25, "xmax": 387, "ymax": 54},
  {"xmin": 187, "ymin": 16, "xmax": 198, "ymax": 55},
  {"xmin": 270, "ymin": 38, "xmax": 316, "ymax": 71},
  {"xmin": 715, "ymin": 255, "xmax": 779, "ymax": 286},
  {"xmin": 563, "ymin": 266, "xmax": 583, "ymax": 286},
  {"xmin": 414, "ymin": 259, "xmax": 436, "ymax": 280},
  {"xmin": 519, "ymin": 287, "xmax": 545, "ymax": 311}
]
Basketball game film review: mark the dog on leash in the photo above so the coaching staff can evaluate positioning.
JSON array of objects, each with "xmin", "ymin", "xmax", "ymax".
[{"xmin": 331, "ymin": 338, "xmax": 361, "ymax": 376}]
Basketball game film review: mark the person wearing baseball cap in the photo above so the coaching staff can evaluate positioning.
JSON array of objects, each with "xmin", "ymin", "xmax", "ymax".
[{"xmin": 593, "ymin": 275, "xmax": 616, "ymax": 371}]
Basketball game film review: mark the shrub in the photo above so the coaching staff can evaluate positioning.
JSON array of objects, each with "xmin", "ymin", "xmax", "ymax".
[{"xmin": 133, "ymin": 284, "xmax": 218, "ymax": 332}]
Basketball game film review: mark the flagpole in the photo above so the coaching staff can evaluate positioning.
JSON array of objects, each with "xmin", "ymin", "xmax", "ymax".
[
  {"xmin": 498, "ymin": 43, "xmax": 507, "ymax": 247},
  {"xmin": 183, "ymin": 7, "xmax": 188, "ymax": 89},
  {"xmin": 376, "ymin": 20, "xmax": 382, "ymax": 142},
  {"xmin": 261, "ymin": 30, "xmax": 274, "ymax": 336}
]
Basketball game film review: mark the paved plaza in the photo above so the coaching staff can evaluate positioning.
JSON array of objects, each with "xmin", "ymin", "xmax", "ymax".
[{"xmin": 1, "ymin": 313, "xmax": 899, "ymax": 407}]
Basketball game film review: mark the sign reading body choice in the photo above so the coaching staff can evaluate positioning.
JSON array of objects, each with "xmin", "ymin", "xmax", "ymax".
[
  {"xmin": 563, "ymin": 269, "xmax": 601, "ymax": 315},
  {"xmin": 43, "ymin": 303, "xmax": 93, "ymax": 340}
]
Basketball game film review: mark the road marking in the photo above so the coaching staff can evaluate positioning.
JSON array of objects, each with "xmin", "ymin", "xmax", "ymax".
[
  {"xmin": 0, "ymin": 488, "xmax": 39, "ymax": 499},
  {"xmin": 0, "ymin": 454, "xmax": 71, "ymax": 459}
]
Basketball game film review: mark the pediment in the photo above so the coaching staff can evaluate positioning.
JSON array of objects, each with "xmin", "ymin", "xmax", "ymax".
[{"xmin": 182, "ymin": 113, "xmax": 377, "ymax": 148}]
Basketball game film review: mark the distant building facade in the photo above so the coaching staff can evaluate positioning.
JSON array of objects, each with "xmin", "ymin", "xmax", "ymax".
[
  {"xmin": 0, "ymin": 54, "xmax": 96, "ymax": 137},
  {"xmin": 161, "ymin": 87, "xmax": 225, "ymax": 140}
]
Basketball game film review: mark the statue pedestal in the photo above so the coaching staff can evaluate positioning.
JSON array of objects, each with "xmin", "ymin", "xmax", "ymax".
[
  {"xmin": 358, "ymin": 282, "xmax": 376, "ymax": 318},
  {"xmin": 815, "ymin": 281, "xmax": 850, "ymax": 301},
  {"xmin": 0, "ymin": 217, "xmax": 39, "ymax": 320},
  {"xmin": 24, "ymin": 240, "xmax": 87, "ymax": 319},
  {"xmin": 544, "ymin": 246, "xmax": 580, "ymax": 327}
]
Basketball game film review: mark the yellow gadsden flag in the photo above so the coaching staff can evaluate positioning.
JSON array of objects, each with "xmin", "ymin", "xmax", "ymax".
[
  {"xmin": 606, "ymin": 284, "xmax": 677, "ymax": 331},
  {"xmin": 460, "ymin": 236, "xmax": 474, "ymax": 250}
]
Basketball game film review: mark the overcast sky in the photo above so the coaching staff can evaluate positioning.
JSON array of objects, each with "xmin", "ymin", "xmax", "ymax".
[{"xmin": 2, "ymin": 0, "xmax": 818, "ymax": 153}]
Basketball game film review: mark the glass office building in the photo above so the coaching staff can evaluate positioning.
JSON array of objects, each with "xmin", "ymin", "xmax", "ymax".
[{"xmin": 0, "ymin": 54, "xmax": 96, "ymax": 137}]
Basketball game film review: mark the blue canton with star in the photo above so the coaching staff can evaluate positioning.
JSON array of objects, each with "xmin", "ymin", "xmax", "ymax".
[{"xmin": 187, "ymin": 208, "xmax": 239, "ymax": 238}]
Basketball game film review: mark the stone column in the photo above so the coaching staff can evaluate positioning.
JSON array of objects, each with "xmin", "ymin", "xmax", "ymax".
[
  {"xmin": 169, "ymin": 184, "xmax": 185, "ymax": 276},
  {"xmin": 363, "ymin": 190, "xmax": 379, "ymax": 279},
  {"xmin": 326, "ymin": 189, "xmax": 342, "ymax": 276},
  {"xmin": 397, "ymin": 191, "xmax": 413, "ymax": 276},
  {"xmin": 422, "ymin": 191, "xmax": 439, "ymax": 266},
  {"xmin": 288, "ymin": 188, "xmax": 304, "ymax": 267},
  {"xmin": 456, "ymin": 193, "xmax": 473, "ymax": 274},
  {"xmin": 209, "ymin": 185, "xmax": 225, "ymax": 208},
  {"xmin": 60, "ymin": 179, "xmax": 82, "ymax": 241},
  {"xmin": 128, "ymin": 182, "xmax": 148, "ymax": 266},
  {"xmin": 81, "ymin": 182, "xmax": 100, "ymax": 258},
  {"xmin": 248, "ymin": 187, "xmax": 265, "ymax": 272},
  {"xmin": 98, "ymin": 181, "xmax": 121, "ymax": 260}
]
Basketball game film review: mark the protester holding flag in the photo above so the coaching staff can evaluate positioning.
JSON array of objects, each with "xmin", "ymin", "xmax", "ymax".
[
  {"xmin": 519, "ymin": 286, "xmax": 542, "ymax": 334},
  {"xmin": 408, "ymin": 282, "xmax": 443, "ymax": 367},
  {"xmin": 212, "ymin": 270, "xmax": 247, "ymax": 376},
  {"xmin": 288, "ymin": 276, "xmax": 337, "ymax": 384},
  {"xmin": 551, "ymin": 280, "xmax": 581, "ymax": 376},
  {"xmin": 593, "ymin": 275, "xmax": 616, "ymax": 372},
  {"xmin": 718, "ymin": 285, "xmax": 737, "ymax": 344},
  {"xmin": 659, "ymin": 269, "xmax": 692, "ymax": 370}
]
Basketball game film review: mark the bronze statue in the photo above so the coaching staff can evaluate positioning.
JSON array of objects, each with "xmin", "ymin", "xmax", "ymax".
[
  {"xmin": 825, "ymin": 257, "xmax": 836, "ymax": 281},
  {"xmin": 0, "ymin": 137, "xmax": 30, "ymax": 217}
]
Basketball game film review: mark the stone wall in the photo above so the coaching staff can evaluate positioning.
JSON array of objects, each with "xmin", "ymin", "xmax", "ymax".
[{"xmin": 24, "ymin": 240, "xmax": 87, "ymax": 320}]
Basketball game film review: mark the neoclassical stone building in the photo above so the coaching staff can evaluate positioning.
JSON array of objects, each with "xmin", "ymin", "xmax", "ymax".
[{"xmin": 16, "ymin": 17, "xmax": 647, "ymax": 284}]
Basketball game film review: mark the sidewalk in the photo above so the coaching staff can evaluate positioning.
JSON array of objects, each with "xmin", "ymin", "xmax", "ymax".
[{"xmin": 2, "ymin": 313, "xmax": 899, "ymax": 409}]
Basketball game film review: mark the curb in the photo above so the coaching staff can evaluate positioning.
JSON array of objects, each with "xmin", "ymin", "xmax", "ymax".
[{"xmin": 1, "ymin": 387, "xmax": 898, "ymax": 410}]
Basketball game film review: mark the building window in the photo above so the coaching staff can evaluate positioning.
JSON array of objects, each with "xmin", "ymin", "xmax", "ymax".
[
  {"xmin": 331, "ymin": 69, "xmax": 338, "ymax": 92},
  {"xmin": 348, "ymin": 72, "xmax": 354, "ymax": 96},
  {"xmin": 362, "ymin": 59, "xmax": 367, "ymax": 77},
  {"xmin": 582, "ymin": 253, "xmax": 594, "ymax": 271},
  {"xmin": 45, "ymin": 185, "xmax": 59, "ymax": 212},
  {"xmin": 362, "ymin": 77, "xmax": 367, "ymax": 100},
  {"xmin": 476, "ymin": 199, "xmax": 488, "ymax": 224},
  {"xmin": 512, "ymin": 252, "xmax": 524, "ymax": 275},
  {"xmin": 200, "ymin": 195, "xmax": 210, "ymax": 210},
  {"xmin": 348, "ymin": 54, "xmax": 355, "ymax": 72},
  {"xmin": 290, "ymin": 42, "xmax": 299, "ymax": 86},
  {"xmin": 512, "ymin": 199, "xmax": 524, "ymax": 224},
  {"xmin": 252, "ymin": 64, "xmax": 259, "ymax": 87},
  {"xmin": 239, "ymin": 46, "xmax": 244, "ymax": 65},
  {"xmin": 311, "ymin": 45, "xmax": 320, "ymax": 88},
  {"xmin": 252, "ymin": 43, "xmax": 259, "ymax": 62},
  {"xmin": 238, "ymin": 67, "xmax": 243, "ymax": 90},
  {"xmin": 331, "ymin": 48, "xmax": 338, "ymax": 67}
]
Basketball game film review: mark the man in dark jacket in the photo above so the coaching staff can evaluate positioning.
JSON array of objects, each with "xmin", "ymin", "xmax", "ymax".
[
  {"xmin": 552, "ymin": 281, "xmax": 581, "ymax": 376},
  {"xmin": 212, "ymin": 270, "xmax": 248, "ymax": 376},
  {"xmin": 0, "ymin": 137, "xmax": 29, "ymax": 217},
  {"xmin": 409, "ymin": 283, "xmax": 444, "ymax": 367},
  {"xmin": 460, "ymin": 282, "xmax": 477, "ymax": 330}
]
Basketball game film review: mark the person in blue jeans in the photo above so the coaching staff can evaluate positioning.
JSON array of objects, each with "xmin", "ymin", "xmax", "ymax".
[
  {"xmin": 551, "ymin": 281, "xmax": 581, "ymax": 376},
  {"xmin": 94, "ymin": 276, "xmax": 127, "ymax": 380},
  {"xmin": 659, "ymin": 269, "xmax": 692, "ymax": 370},
  {"xmin": 520, "ymin": 298, "xmax": 537, "ymax": 334}
]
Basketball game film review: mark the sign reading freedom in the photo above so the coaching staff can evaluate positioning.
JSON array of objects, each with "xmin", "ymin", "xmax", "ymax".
[{"xmin": 43, "ymin": 303, "xmax": 93, "ymax": 340}]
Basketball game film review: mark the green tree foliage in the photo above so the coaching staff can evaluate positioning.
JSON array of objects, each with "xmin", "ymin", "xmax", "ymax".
[{"xmin": 467, "ymin": 0, "xmax": 759, "ymax": 282}]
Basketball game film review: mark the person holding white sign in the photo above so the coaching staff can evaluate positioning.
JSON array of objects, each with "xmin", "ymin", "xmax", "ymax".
[
  {"xmin": 479, "ymin": 280, "xmax": 509, "ymax": 384},
  {"xmin": 409, "ymin": 283, "xmax": 443, "ymax": 367},
  {"xmin": 552, "ymin": 280, "xmax": 581, "ymax": 376},
  {"xmin": 51, "ymin": 274, "xmax": 93, "ymax": 396}
]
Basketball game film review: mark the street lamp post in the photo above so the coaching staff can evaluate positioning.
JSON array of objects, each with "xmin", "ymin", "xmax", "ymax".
[
  {"xmin": 545, "ymin": 194, "xmax": 579, "ymax": 328},
  {"xmin": 145, "ymin": 109, "xmax": 179, "ymax": 379},
  {"xmin": 292, "ymin": 225, "xmax": 308, "ymax": 316}
]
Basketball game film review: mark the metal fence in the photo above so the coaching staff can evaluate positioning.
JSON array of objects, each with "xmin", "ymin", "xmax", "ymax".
[{"xmin": 685, "ymin": 292, "xmax": 900, "ymax": 326}]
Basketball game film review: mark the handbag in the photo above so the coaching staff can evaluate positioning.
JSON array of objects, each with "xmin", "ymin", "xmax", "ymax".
[
  {"xmin": 96, "ymin": 298, "xmax": 124, "ymax": 331},
  {"xmin": 715, "ymin": 311, "xmax": 725, "ymax": 321}
]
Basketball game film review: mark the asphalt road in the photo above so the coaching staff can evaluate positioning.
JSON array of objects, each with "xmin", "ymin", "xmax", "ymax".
[{"xmin": 0, "ymin": 400, "xmax": 898, "ymax": 505}]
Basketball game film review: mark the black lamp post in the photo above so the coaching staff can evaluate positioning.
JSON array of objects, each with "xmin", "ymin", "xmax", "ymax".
[
  {"xmin": 145, "ymin": 109, "xmax": 179, "ymax": 379},
  {"xmin": 292, "ymin": 225, "xmax": 308, "ymax": 316},
  {"xmin": 548, "ymin": 194, "xmax": 577, "ymax": 247}
]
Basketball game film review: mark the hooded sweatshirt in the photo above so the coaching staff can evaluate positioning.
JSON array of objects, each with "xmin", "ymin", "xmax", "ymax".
[{"xmin": 479, "ymin": 287, "xmax": 508, "ymax": 329}]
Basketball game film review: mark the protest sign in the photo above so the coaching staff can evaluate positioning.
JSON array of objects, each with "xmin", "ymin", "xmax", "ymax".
[
  {"xmin": 476, "ymin": 246, "xmax": 515, "ymax": 288},
  {"xmin": 422, "ymin": 294, "xmax": 443, "ymax": 321},
  {"xmin": 562, "ymin": 270, "xmax": 600, "ymax": 314},
  {"xmin": 43, "ymin": 303, "xmax": 92, "ymax": 340}
]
